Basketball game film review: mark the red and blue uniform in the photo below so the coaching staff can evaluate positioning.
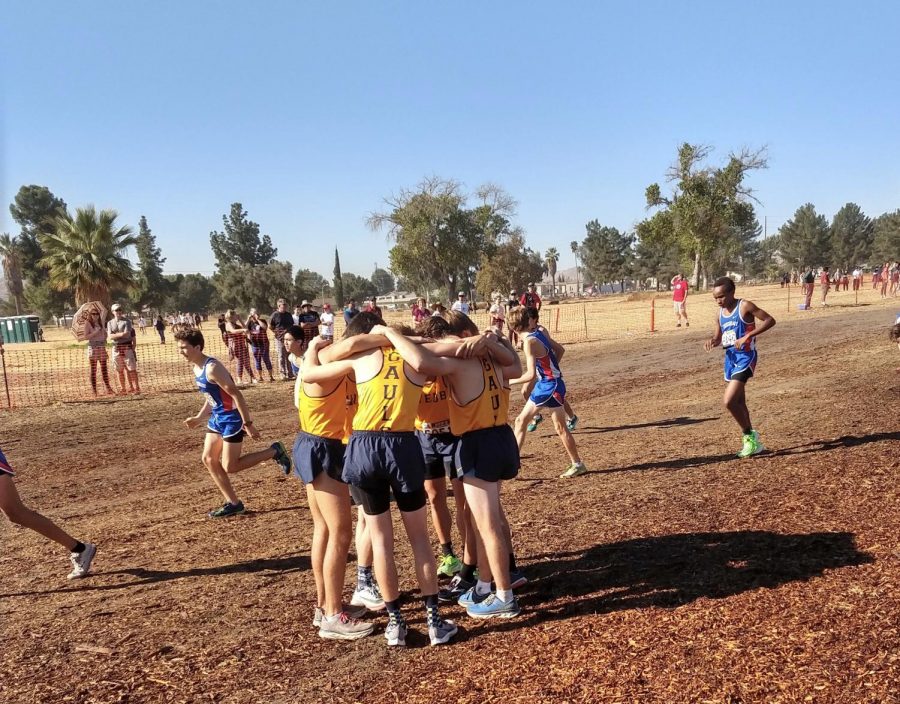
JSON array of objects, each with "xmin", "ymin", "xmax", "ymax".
[
  {"xmin": 527, "ymin": 328, "xmax": 566, "ymax": 407},
  {"xmin": 0, "ymin": 447, "xmax": 15, "ymax": 477},
  {"xmin": 720, "ymin": 300, "xmax": 758, "ymax": 381},
  {"xmin": 196, "ymin": 357, "xmax": 244, "ymax": 438}
]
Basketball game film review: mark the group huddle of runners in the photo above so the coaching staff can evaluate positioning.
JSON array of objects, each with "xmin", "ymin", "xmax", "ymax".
[{"xmin": 1, "ymin": 277, "xmax": 779, "ymax": 647}]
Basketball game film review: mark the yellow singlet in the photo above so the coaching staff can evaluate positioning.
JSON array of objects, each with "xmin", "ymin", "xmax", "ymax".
[
  {"xmin": 343, "ymin": 377, "xmax": 357, "ymax": 445},
  {"xmin": 415, "ymin": 376, "xmax": 451, "ymax": 434},
  {"xmin": 298, "ymin": 378, "xmax": 347, "ymax": 441},
  {"xmin": 448, "ymin": 355, "xmax": 510, "ymax": 435},
  {"xmin": 352, "ymin": 347, "xmax": 422, "ymax": 432}
]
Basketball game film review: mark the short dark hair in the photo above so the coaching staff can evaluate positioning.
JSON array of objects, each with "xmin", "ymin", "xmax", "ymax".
[
  {"xmin": 713, "ymin": 276, "xmax": 735, "ymax": 293},
  {"xmin": 890, "ymin": 323, "xmax": 900, "ymax": 343},
  {"xmin": 174, "ymin": 328, "xmax": 205, "ymax": 349},
  {"xmin": 285, "ymin": 324, "xmax": 304, "ymax": 340},
  {"xmin": 343, "ymin": 311, "xmax": 384, "ymax": 338}
]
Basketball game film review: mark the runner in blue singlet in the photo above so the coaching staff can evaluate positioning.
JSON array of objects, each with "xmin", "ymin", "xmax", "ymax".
[
  {"xmin": 705, "ymin": 277, "xmax": 776, "ymax": 458},
  {"xmin": 176, "ymin": 327, "xmax": 292, "ymax": 518},
  {"xmin": 508, "ymin": 306, "xmax": 587, "ymax": 478}
]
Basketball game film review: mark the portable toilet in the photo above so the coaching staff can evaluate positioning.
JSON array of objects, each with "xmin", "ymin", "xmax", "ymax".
[{"xmin": 0, "ymin": 315, "xmax": 42, "ymax": 343}]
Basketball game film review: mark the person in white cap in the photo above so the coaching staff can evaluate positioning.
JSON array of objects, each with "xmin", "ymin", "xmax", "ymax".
[
  {"xmin": 107, "ymin": 303, "xmax": 141, "ymax": 394},
  {"xmin": 451, "ymin": 292, "xmax": 471, "ymax": 315},
  {"xmin": 319, "ymin": 303, "xmax": 335, "ymax": 341}
]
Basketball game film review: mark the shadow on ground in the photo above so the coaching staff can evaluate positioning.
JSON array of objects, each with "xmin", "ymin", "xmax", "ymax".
[
  {"xmin": 456, "ymin": 530, "xmax": 872, "ymax": 638},
  {"xmin": 0, "ymin": 553, "xmax": 310, "ymax": 598}
]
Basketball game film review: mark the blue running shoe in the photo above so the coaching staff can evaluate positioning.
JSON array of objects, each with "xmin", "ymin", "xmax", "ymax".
[
  {"xmin": 457, "ymin": 586, "xmax": 490, "ymax": 608},
  {"xmin": 466, "ymin": 593, "xmax": 521, "ymax": 619}
]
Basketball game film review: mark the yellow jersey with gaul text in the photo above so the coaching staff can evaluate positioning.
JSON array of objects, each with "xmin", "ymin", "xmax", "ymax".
[
  {"xmin": 415, "ymin": 376, "xmax": 451, "ymax": 434},
  {"xmin": 299, "ymin": 378, "xmax": 347, "ymax": 441},
  {"xmin": 448, "ymin": 355, "xmax": 510, "ymax": 435},
  {"xmin": 352, "ymin": 347, "xmax": 422, "ymax": 432}
]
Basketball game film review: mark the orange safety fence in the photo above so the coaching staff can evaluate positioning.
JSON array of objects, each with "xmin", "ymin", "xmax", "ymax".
[{"xmin": 1, "ymin": 280, "xmax": 895, "ymax": 410}]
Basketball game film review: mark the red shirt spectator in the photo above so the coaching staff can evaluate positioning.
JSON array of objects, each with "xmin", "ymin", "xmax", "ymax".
[
  {"xmin": 672, "ymin": 279, "xmax": 688, "ymax": 302},
  {"xmin": 520, "ymin": 285, "xmax": 542, "ymax": 311}
]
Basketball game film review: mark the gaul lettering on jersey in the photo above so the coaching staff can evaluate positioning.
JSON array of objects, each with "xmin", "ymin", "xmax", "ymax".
[
  {"xmin": 384, "ymin": 365, "xmax": 399, "ymax": 380},
  {"xmin": 383, "ymin": 384, "xmax": 397, "ymax": 400},
  {"xmin": 487, "ymin": 375, "xmax": 498, "ymax": 391},
  {"xmin": 386, "ymin": 350, "xmax": 402, "ymax": 364},
  {"xmin": 423, "ymin": 389, "xmax": 447, "ymax": 403},
  {"xmin": 491, "ymin": 393, "xmax": 500, "ymax": 411},
  {"xmin": 382, "ymin": 405, "xmax": 391, "ymax": 422},
  {"xmin": 481, "ymin": 358, "xmax": 493, "ymax": 372},
  {"xmin": 345, "ymin": 392, "xmax": 358, "ymax": 407}
]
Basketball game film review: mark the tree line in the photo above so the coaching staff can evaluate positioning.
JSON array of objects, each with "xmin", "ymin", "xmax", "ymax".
[
  {"xmin": 3, "ymin": 145, "xmax": 897, "ymax": 320},
  {"xmin": 0, "ymin": 187, "xmax": 398, "ymax": 319}
]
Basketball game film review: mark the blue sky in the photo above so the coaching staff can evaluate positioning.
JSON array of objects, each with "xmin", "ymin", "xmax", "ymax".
[{"xmin": 2, "ymin": 1, "xmax": 898, "ymax": 279}]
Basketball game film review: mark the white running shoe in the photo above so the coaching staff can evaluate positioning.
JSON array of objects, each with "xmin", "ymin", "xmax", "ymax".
[
  {"xmin": 319, "ymin": 612, "xmax": 375, "ymax": 641},
  {"xmin": 428, "ymin": 618, "xmax": 458, "ymax": 646},
  {"xmin": 67, "ymin": 543, "xmax": 97, "ymax": 580},
  {"xmin": 351, "ymin": 584, "xmax": 386, "ymax": 611},
  {"xmin": 384, "ymin": 615, "xmax": 408, "ymax": 647}
]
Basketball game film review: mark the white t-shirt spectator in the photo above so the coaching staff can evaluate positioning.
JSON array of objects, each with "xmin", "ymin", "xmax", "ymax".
[
  {"xmin": 451, "ymin": 300, "xmax": 471, "ymax": 314},
  {"xmin": 320, "ymin": 312, "xmax": 335, "ymax": 337}
]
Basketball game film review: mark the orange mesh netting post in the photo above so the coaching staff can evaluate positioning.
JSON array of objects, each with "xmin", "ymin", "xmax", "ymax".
[{"xmin": 649, "ymin": 298, "xmax": 656, "ymax": 333}]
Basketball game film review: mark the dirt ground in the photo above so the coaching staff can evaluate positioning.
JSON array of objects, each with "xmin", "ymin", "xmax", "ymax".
[{"xmin": 2, "ymin": 304, "xmax": 898, "ymax": 703}]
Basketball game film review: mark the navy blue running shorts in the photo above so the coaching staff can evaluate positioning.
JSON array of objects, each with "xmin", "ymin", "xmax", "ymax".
[
  {"xmin": 415, "ymin": 430, "xmax": 459, "ymax": 480},
  {"xmin": 454, "ymin": 425, "xmax": 520, "ymax": 483},
  {"xmin": 292, "ymin": 431, "xmax": 345, "ymax": 485}
]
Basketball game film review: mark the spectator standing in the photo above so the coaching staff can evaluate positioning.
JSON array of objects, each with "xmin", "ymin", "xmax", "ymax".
[
  {"xmin": 489, "ymin": 294, "xmax": 506, "ymax": 332},
  {"xmin": 248, "ymin": 315, "xmax": 276, "ymax": 382},
  {"xmin": 520, "ymin": 283, "xmax": 542, "ymax": 312},
  {"xmin": 820, "ymin": 266, "xmax": 831, "ymax": 306},
  {"xmin": 297, "ymin": 300, "xmax": 321, "ymax": 350},
  {"xmin": 802, "ymin": 269, "xmax": 815, "ymax": 309},
  {"xmin": 225, "ymin": 309, "xmax": 257, "ymax": 385},
  {"xmin": 85, "ymin": 309, "xmax": 115, "ymax": 396},
  {"xmin": 138, "ymin": 315, "xmax": 147, "ymax": 335},
  {"xmin": 155, "ymin": 315, "xmax": 166, "ymax": 344},
  {"xmin": 269, "ymin": 298, "xmax": 295, "ymax": 380},
  {"xmin": 319, "ymin": 303, "xmax": 335, "ymax": 341},
  {"xmin": 451, "ymin": 292, "xmax": 471, "ymax": 314},
  {"xmin": 292, "ymin": 304, "xmax": 303, "ymax": 326},
  {"xmin": 368, "ymin": 296, "xmax": 383, "ymax": 319},
  {"xmin": 107, "ymin": 304, "xmax": 141, "ymax": 394},
  {"xmin": 852, "ymin": 268, "xmax": 862, "ymax": 291},
  {"xmin": 412, "ymin": 298, "xmax": 429, "ymax": 325},
  {"xmin": 344, "ymin": 299, "xmax": 360, "ymax": 325},
  {"xmin": 671, "ymin": 274, "xmax": 689, "ymax": 327}
]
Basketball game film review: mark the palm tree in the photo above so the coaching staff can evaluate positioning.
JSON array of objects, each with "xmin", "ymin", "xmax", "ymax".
[
  {"xmin": 40, "ymin": 206, "xmax": 137, "ymax": 306},
  {"xmin": 0, "ymin": 233, "xmax": 25, "ymax": 314},
  {"xmin": 570, "ymin": 240, "xmax": 580, "ymax": 296},
  {"xmin": 545, "ymin": 247, "xmax": 559, "ymax": 295}
]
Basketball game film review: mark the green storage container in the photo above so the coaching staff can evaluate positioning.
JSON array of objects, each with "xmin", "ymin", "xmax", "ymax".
[{"xmin": 0, "ymin": 316, "xmax": 42, "ymax": 343}]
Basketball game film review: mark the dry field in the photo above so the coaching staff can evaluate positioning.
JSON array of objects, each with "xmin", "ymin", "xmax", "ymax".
[{"xmin": 1, "ymin": 300, "xmax": 898, "ymax": 703}]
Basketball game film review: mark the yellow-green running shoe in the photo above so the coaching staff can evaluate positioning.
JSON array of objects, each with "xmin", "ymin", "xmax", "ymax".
[
  {"xmin": 738, "ymin": 430, "xmax": 765, "ymax": 458},
  {"xmin": 438, "ymin": 554, "xmax": 463, "ymax": 577},
  {"xmin": 560, "ymin": 462, "xmax": 587, "ymax": 479},
  {"xmin": 526, "ymin": 414, "xmax": 544, "ymax": 432}
]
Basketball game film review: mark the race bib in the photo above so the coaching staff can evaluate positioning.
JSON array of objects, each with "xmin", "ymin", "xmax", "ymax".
[{"xmin": 721, "ymin": 330, "xmax": 737, "ymax": 348}]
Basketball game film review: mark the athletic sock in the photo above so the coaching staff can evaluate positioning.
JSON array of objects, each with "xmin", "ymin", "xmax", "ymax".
[
  {"xmin": 509, "ymin": 553, "xmax": 518, "ymax": 572},
  {"xmin": 441, "ymin": 542, "xmax": 453, "ymax": 557},
  {"xmin": 71, "ymin": 542, "xmax": 86, "ymax": 554},
  {"xmin": 496, "ymin": 588, "xmax": 513, "ymax": 603},
  {"xmin": 459, "ymin": 563, "xmax": 477, "ymax": 582},
  {"xmin": 423, "ymin": 594, "xmax": 440, "ymax": 625},
  {"xmin": 475, "ymin": 579, "xmax": 492, "ymax": 596},
  {"xmin": 356, "ymin": 565, "xmax": 372, "ymax": 590},
  {"xmin": 742, "ymin": 427, "xmax": 753, "ymax": 436},
  {"xmin": 384, "ymin": 599, "xmax": 401, "ymax": 617}
]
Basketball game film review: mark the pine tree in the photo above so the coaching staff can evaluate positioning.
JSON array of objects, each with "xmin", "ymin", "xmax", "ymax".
[
  {"xmin": 333, "ymin": 248, "xmax": 344, "ymax": 308},
  {"xmin": 131, "ymin": 215, "xmax": 167, "ymax": 310}
]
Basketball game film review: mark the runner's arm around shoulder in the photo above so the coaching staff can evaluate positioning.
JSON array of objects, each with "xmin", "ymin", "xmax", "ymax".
[
  {"xmin": 376, "ymin": 325, "xmax": 456, "ymax": 376},
  {"xmin": 302, "ymin": 336, "xmax": 356, "ymax": 383},
  {"xmin": 319, "ymin": 333, "xmax": 388, "ymax": 363}
]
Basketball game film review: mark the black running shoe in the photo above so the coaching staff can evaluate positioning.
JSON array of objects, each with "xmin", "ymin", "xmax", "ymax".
[{"xmin": 438, "ymin": 575, "xmax": 475, "ymax": 603}]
